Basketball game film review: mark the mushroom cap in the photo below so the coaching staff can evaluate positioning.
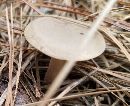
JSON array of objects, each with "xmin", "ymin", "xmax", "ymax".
[{"xmin": 24, "ymin": 16, "xmax": 105, "ymax": 61}]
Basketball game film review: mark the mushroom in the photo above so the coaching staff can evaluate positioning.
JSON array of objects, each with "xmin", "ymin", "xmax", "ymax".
[{"xmin": 24, "ymin": 15, "xmax": 105, "ymax": 83}]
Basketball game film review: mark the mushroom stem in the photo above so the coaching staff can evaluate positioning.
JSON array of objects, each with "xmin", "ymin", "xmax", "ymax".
[{"xmin": 44, "ymin": 58, "xmax": 66, "ymax": 84}]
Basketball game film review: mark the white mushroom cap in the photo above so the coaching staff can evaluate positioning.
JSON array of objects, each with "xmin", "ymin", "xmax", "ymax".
[{"xmin": 24, "ymin": 16, "xmax": 106, "ymax": 61}]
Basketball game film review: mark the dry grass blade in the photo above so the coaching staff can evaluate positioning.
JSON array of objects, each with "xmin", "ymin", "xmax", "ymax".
[
  {"xmin": 5, "ymin": 4, "xmax": 14, "ymax": 106},
  {"xmin": 12, "ymin": 7, "xmax": 23, "ymax": 106}
]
